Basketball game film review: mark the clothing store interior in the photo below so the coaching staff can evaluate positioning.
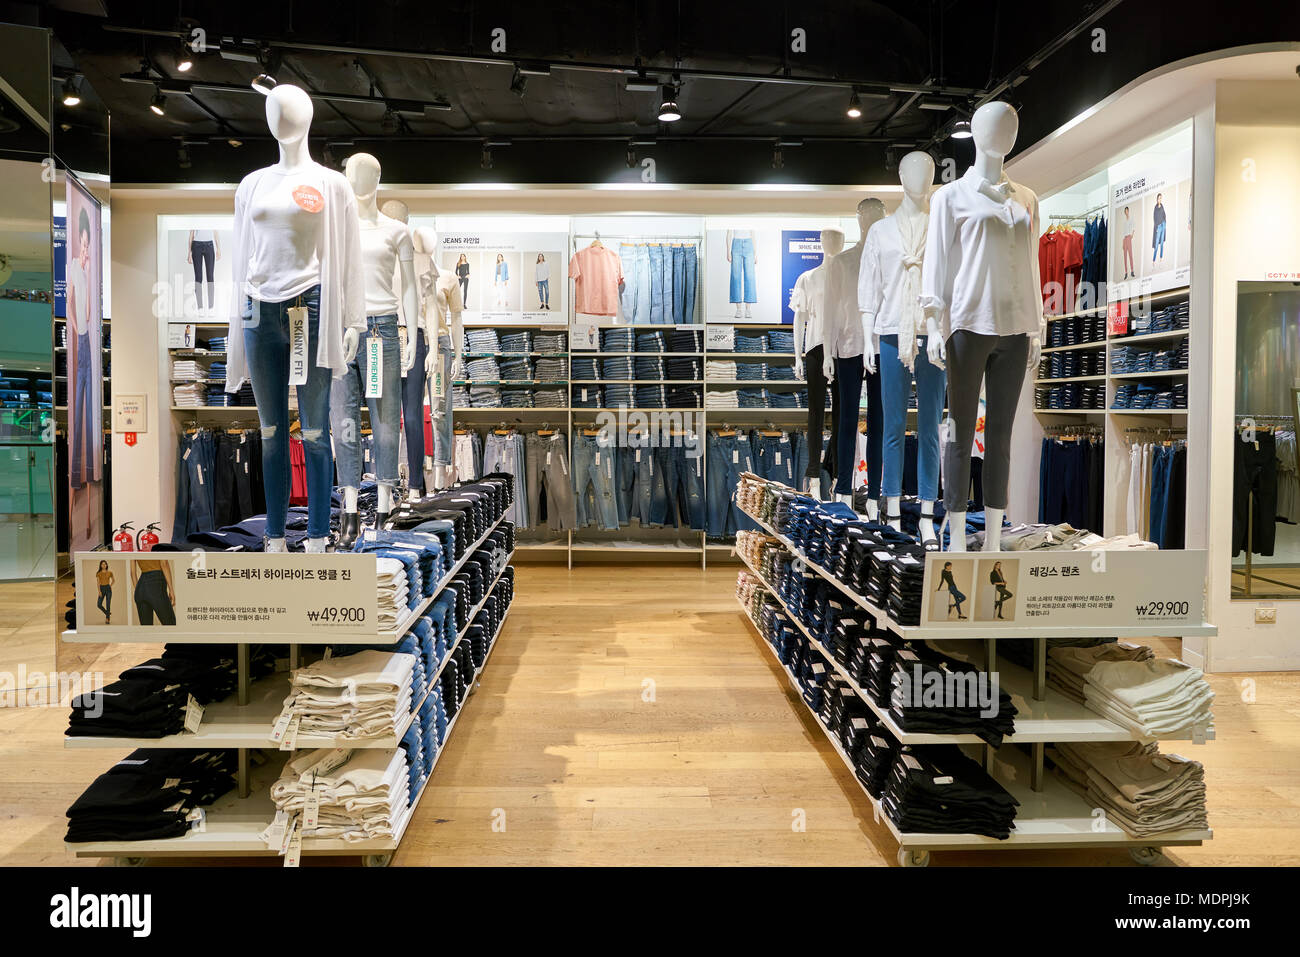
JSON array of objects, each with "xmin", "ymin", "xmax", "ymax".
[{"xmin": 2, "ymin": 0, "xmax": 1300, "ymax": 879}]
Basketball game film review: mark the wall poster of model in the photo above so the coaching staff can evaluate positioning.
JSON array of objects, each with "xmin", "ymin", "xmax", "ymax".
[
  {"xmin": 704, "ymin": 226, "xmax": 782, "ymax": 322},
  {"xmin": 435, "ymin": 231, "xmax": 566, "ymax": 324},
  {"xmin": 64, "ymin": 173, "xmax": 105, "ymax": 553},
  {"xmin": 161, "ymin": 221, "xmax": 236, "ymax": 320},
  {"xmin": 1107, "ymin": 144, "xmax": 1192, "ymax": 301}
]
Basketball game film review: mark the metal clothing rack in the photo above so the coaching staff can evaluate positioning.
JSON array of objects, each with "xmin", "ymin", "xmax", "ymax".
[{"xmin": 1048, "ymin": 203, "xmax": 1107, "ymax": 222}]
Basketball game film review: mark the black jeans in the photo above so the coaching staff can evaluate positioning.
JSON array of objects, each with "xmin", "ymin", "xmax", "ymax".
[
  {"xmin": 97, "ymin": 584, "xmax": 111, "ymax": 617},
  {"xmin": 805, "ymin": 345, "xmax": 828, "ymax": 478},
  {"xmin": 134, "ymin": 570, "xmax": 176, "ymax": 626},
  {"xmin": 191, "ymin": 240, "xmax": 215, "ymax": 308},
  {"xmin": 1233, "ymin": 431, "xmax": 1277, "ymax": 556}
]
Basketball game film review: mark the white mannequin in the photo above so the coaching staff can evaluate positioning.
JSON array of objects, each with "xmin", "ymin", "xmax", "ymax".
[
  {"xmin": 868, "ymin": 152, "xmax": 940, "ymax": 544},
  {"xmin": 334, "ymin": 153, "xmax": 417, "ymax": 536},
  {"xmin": 793, "ymin": 229, "xmax": 843, "ymax": 501},
  {"xmin": 255, "ymin": 85, "xmax": 359, "ymax": 555},
  {"xmin": 824, "ymin": 201, "xmax": 887, "ymax": 513},
  {"xmin": 382, "ymin": 200, "xmax": 431, "ymax": 502},
  {"xmin": 413, "ymin": 226, "xmax": 466, "ymax": 491},
  {"xmin": 925, "ymin": 102, "xmax": 1043, "ymax": 552}
]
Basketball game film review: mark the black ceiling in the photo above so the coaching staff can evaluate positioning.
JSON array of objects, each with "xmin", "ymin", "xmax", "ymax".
[{"xmin": 11, "ymin": 0, "xmax": 1300, "ymax": 184}]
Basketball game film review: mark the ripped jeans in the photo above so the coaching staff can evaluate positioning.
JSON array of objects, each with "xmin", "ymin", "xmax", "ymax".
[{"xmin": 244, "ymin": 285, "xmax": 334, "ymax": 539}]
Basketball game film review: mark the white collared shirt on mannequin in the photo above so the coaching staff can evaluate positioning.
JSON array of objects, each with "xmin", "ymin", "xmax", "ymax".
[
  {"xmin": 791, "ymin": 263, "xmax": 828, "ymax": 353},
  {"xmin": 920, "ymin": 166, "xmax": 1044, "ymax": 339},
  {"xmin": 821, "ymin": 242, "xmax": 866, "ymax": 357},
  {"xmin": 859, "ymin": 214, "xmax": 927, "ymax": 337}
]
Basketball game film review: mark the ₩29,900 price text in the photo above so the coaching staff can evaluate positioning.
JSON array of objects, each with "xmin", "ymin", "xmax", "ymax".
[
  {"xmin": 1134, "ymin": 601, "xmax": 1190, "ymax": 618},
  {"xmin": 306, "ymin": 606, "xmax": 368, "ymax": 624}
]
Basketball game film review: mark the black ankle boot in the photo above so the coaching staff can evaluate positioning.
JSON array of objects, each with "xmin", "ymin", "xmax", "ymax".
[
  {"xmin": 375, "ymin": 509, "xmax": 391, "ymax": 531},
  {"xmin": 338, "ymin": 511, "xmax": 360, "ymax": 549}
]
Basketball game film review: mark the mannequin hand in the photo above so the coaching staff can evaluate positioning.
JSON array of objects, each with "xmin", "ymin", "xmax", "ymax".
[
  {"xmin": 402, "ymin": 340, "xmax": 416, "ymax": 374},
  {"xmin": 425, "ymin": 349, "xmax": 435, "ymax": 376},
  {"xmin": 864, "ymin": 351, "xmax": 877, "ymax": 375},
  {"xmin": 1027, "ymin": 334, "xmax": 1042, "ymax": 370},
  {"xmin": 794, "ymin": 357, "xmax": 805, "ymax": 381},
  {"xmin": 343, "ymin": 328, "xmax": 360, "ymax": 363},
  {"xmin": 823, "ymin": 354, "xmax": 835, "ymax": 383},
  {"xmin": 927, "ymin": 333, "xmax": 946, "ymax": 369}
]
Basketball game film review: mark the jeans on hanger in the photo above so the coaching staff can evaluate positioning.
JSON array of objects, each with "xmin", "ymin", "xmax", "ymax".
[
  {"xmin": 729, "ymin": 237, "xmax": 756, "ymax": 304},
  {"xmin": 243, "ymin": 285, "xmax": 333, "ymax": 539},
  {"xmin": 172, "ymin": 429, "xmax": 216, "ymax": 541},
  {"xmin": 331, "ymin": 313, "xmax": 402, "ymax": 488},
  {"xmin": 661, "ymin": 445, "xmax": 705, "ymax": 530},
  {"xmin": 525, "ymin": 431, "xmax": 577, "ymax": 530},
  {"xmin": 1149, "ymin": 444, "xmax": 1171, "ymax": 548},
  {"xmin": 879, "ymin": 334, "xmax": 945, "ymax": 501},
  {"xmin": 648, "ymin": 245, "xmax": 668, "ymax": 324},
  {"xmin": 671, "ymin": 245, "xmax": 686, "ymax": 324},
  {"xmin": 402, "ymin": 329, "xmax": 429, "ymax": 490},
  {"xmin": 572, "ymin": 433, "xmax": 619, "ymax": 530},
  {"xmin": 630, "ymin": 444, "xmax": 668, "ymax": 526},
  {"xmin": 754, "ymin": 432, "xmax": 796, "ymax": 486},
  {"xmin": 619, "ymin": 243, "xmax": 640, "ymax": 322},
  {"xmin": 680, "ymin": 244, "xmax": 698, "ymax": 324},
  {"xmin": 706, "ymin": 430, "xmax": 756, "ymax": 536},
  {"xmin": 483, "ymin": 431, "xmax": 528, "ymax": 528}
]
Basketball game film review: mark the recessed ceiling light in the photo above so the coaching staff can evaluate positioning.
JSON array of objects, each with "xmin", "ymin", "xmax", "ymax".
[
  {"xmin": 150, "ymin": 88, "xmax": 167, "ymax": 116},
  {"xmin": 846, "ymin": 91, "xmax": 862, "ymax": 119},
  {"xmin": 177, "ymin": 40, "xmax": 193, "ymax": 73},
  {"xmin": 251, "ymin": 73, "xmax": 276, "ymax": 94}
]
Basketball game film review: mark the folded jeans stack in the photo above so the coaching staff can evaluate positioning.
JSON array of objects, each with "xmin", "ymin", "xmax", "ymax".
[
  {"xmin": 267, "ymin": 747, "xmax": 410, "ymax": 842},
  {"xmin": 376, "ymin": 558, "xmax": 413, "ymax": 628},
  {"xmin": 464, "ymin": 329, "xmax": 501, "ymax": 353},
  {"xmin": 881, "ymin": 745, "xmax": 1020, "ymax": 839},
  {"xmin": 1081, "ymin": 657, "xmax": 1215, "ymax": 738},
  {"xmin": 1046, "ymin": 642, "xmax": 1154, "ymax": 703},
  {"xmin": 274, "ymin": 650, "xmax": 416, "ymax": 742},
  {"xmin": 1048, "ymin": 740, "xmax": 1208, "ymax": 836}
]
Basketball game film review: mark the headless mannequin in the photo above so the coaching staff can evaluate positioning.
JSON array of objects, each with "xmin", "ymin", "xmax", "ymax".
[
  {"xmin": 793, "ymin": 229, "xmax": 844, "ymax": 501},
  {"xmin": 864, "ymin": 151, "xmax": 942, "ymax": 546},
  {"xmin": 251, "ymin": 85, "xmax": 359, "ymax": 554},
  {"xmin": 336, "ymin": 153, "xmax": 417, "ymax": 544},
  {"xmin": 413, "ymin": 226, "xmax": 465, "ymax": 490},
  {"xmin": 824, "ymin": 200, "xmax": 886, "ymax": 513},
  {"xmin": 924, "ymin": 102, "xmax": 1043, "ymax": 552}
]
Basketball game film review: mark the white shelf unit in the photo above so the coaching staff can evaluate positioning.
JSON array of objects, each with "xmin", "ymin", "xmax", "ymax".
[
  {"xmin": 731, "ymin": 485, "xmax": 1215, "ymax": 864},
  {"xmin": 62, "ymin": 523, "xmax": 515, "ymax": 865}
]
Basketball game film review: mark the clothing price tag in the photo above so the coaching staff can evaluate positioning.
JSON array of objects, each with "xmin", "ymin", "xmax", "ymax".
[
  {"xmin": 366, "ymin": 338, "xmax": 383, "ymax": 398},
  {"xmin": 933, "ymin": 775, "xmax": 954, "ymax": 785},
  {"xmin": 1192, "ymin": 724, "xmax": 1208, "ymax": 745},
  {"xmin": 280, "ymin": 714, "xmax": 301, "ymax": 751},
  {"xmin": 288, "ymin": 306, "xmax": 309, "ymax": 386},
  {"xmin": 264, "ymin": 809, "xmax": 288, "ymax": 848},
  {"xmin": 196, "ymin": 465, "xmax": 204, "ymax": 486},
  {"xmin": 183, "ymin": 694, "xmax": 204, "ymax": 733},
  {"xmin": 595, "ymin": 452, "xmax": 600, "ymax": 467},
  {"xmin": 284, "ymin": 820, "xmax": 303, "ymax": 868},
  {"xmin": 581, "ymin": 389, "xmax": 588, "ymax": 401},
  {"xmin": 305, "ymin": 748, "xmax": 354, "ymax": 778},
  {"xmin": 163, "ymin": 777, "xmax": 181, "ymax": 789},
  {"xmin": 183, "ymin": 447, "xmax": 190, "ymax": 461},
  {"xmin": 187, "ymin": 807, "xmax": 206, "ymax": 833},
  {"xmin": 774, "ymin": 452, "xmax": 781, "ymax": 465},
  {"xmin": 732, "ymin": 450, "xmax": 739, "ymax": 464},
  {"xmin": 303, "ymin": 786, "xmax": 320, "ymax": 830},
  {"xmin": 433, "ymin": 362, "xmax": 445, "ymax": 399},
  {"xmin": 279, "ymin": 813, "xmax": 296, "ymax": 855},
  {"xmin": 270, "ymin": 710, "xmax": 294, "ymax": 744},
  {"xmin": 546, "ymin": 452, "xmax": 552, "ymax": 466},
  {"xmin": 635, "ymin": 449, "xmax": 641, "ymax": 462}
]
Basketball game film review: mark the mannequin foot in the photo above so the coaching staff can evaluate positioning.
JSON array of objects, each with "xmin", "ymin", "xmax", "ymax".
[
  {"xmin": 919, "ymin": 501, "xmax": 939, "ymax": 551},
  {"xmin": 885, "ymin": 496, "xmax": 902, "ymax": 533},
  {"xmin": 864, "ymin": 497, "xmax": 880, "ymax": 522},
  {"xmin": 943, "ymin": 512, "xmax": 967, "ymax": 552},
  {"xmin": 338, "ymin": 511, "xmax": 360, "ymax": 550},
  {"xmin": 806, "ymin": 477, "xmax": 821, "ymax": 500},
  {"xmin": 305, "ymin": 536, "xmax": 328, "ymax": 554},
  {"xmin": 265, "ymin": 536, "xmax": 288, "ymax": 554},
  {"xmin": 375, "ymin": 510, "xmax": 392, "ymax": 531},
  {"xmin": 983, "ymin": 507, "xmax": 1005, "ymax": 552}
]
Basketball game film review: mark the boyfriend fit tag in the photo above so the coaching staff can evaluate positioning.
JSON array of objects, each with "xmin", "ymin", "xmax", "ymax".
[
  {"xmin": 366, "ymin": 338, "xmax": 383, "ymax": 398},
  {"xmin": 288, "ymin": 306, "xmax": 309, "ymax": 386}
]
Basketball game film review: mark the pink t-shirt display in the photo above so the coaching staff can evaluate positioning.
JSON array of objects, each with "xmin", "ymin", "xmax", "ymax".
[{"xmin": 568, "ymin": 243, "xmax": 624, "ymax": 316}]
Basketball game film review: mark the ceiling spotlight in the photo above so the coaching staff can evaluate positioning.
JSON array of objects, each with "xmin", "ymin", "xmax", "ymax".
[
  {"xmin": 381, "ymin": 109, "xmax": 399, "ymax": 134},
  {"xmin": 481, "ymin": 147, "xmax": 493, "ymax": 170},
  {"xmin": 626, "ymin": 146, "xmax": 637, "ymax": 169},
  {"xmin": 177, "ymin": 41, "xmax": 194, "ymax": 73},
  {"xmin": 150, "ymin": 87, "xmax": 167, "ymax": 116},
  {"xmin": 950, "ymin": 119, "xmax": 973, "ymax": 140},
  {"xmin": 657, "ymin": 85, "xmax": 681, "ymax": 123},
  {"xmin": 251, "ymin": 73, "xmax": 276, "ymax": 94},
  {"xmin": 61, "ymin": 75, "xmax": 81, "ymax": 107},
  {"xmin": 846, "ymin": 91, "xmax": 862, "ymax": 119},
  {"xmin": 772, "ymin": 146, "xmax": 784, "ymax": 170},
  {"xmin": 177, "ymin": 145, "xmax": 192, "ymax": 169},
  {"xmin": 625, "ymin": 73, "xmax": 659, "ymax": 93},
  {"xmin": 509, "ymin": 67, "xmax": 528, "ymax": 98},
  {"xmin": 227, "ymin": 137, "xmax": 243, "ymax": 147}
]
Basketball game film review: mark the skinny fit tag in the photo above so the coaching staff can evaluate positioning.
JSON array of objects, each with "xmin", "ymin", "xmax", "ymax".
[
  {"xmin": 288, "ymin": 306, "xmax": 308, "ymax": 386},
  {"xmin": 366, "ymin": 338, "xmax": 383, "ymax": 398}
]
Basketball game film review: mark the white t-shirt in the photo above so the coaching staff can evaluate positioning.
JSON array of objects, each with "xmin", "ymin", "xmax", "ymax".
[
  {"xmin": 359, "ymin": 213, "xmax": 413, "ymax": 316},
  {"xmin": 920, "ymin": 167, "xmax": 1043, "ymax": 338},
  {"xmin": 535, "ymin": 261, "xmax": 550, "ymax": 282},
  {"xmin": 192, "ymin": 229, "xmax": 215, "ymax": 243},
  {"xmin": 244, "ymin": 167, "xmax": 328, "ymax": 302},
  {"xmin": 67, "ymin": 257, "xmax": 89, "ymax": 334},
  {"xmin": 790, "ymin": 264, "xmax": 828, "ymax": 352}
]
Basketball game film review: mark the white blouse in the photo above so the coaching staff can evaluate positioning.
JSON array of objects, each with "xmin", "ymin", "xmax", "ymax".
[{"xmin": 920, "ymin": 167, "xmax": 1044, "ymax": 339}]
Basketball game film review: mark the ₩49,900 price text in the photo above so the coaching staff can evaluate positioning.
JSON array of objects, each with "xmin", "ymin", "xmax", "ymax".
[{"xmin": 306, "ymin": 606, "xmax": 368, "ymax": 624}]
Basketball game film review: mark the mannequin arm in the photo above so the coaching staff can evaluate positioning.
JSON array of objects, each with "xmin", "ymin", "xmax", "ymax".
[
  {"xmin": 863, "ymin": 315, "xmax": 878, "ymax": 374},
  {"xmin": 399, "ymin": 258, "xmax": 418, "ymax": 372},
  {"xmin": 343, "ymin": 328, "xmax": 360, "ymax": 363},
  {"xmin": 822, "ymin": 348, "xmax": 836, "ymax": 383},
  {"xmin": 792, "ymin": 301, "xmax": 806, "ymax": 379}
]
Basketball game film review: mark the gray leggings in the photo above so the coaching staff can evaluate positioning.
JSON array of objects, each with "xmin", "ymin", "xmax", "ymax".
[{"xmin": 942, "ymin": 330, "xmax": 1030, "ymax": 513}]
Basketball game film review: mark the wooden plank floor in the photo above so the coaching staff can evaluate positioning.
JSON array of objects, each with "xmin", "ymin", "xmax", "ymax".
[{"xmin": 1, "ymin": 565, "xmax": 1299, "ymax": 865}]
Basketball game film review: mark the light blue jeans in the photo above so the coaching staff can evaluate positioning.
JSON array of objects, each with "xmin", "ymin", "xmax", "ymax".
[
  {"xmin": 879, "ymin": 334, "xmax": 946, "ymax": 501},
  {"xmin": 648, "ymin": 244, "xmax": 667, "ymax": 324},
  {"xmin": 619, "ymin": 244, "xmax": 640, "ymax": 322},
  {"xmin": 729, "ymin": 237, "xmax": 756, "ymax": 304},
  {"xmin": 431, "ymin": 333, "xmax": 454, "ymax": 467},
  {"xmin": 331, "ymin": 313, "xmax": 401, "ymax": 487},
  {"xmin": 572, "ymin": 433, "xmax": 619, "ymax": 530}
]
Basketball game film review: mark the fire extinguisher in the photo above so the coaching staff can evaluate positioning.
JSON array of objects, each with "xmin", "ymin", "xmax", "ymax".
[
  {"xmin": 112, "ymin": 522, "xmax": 136, "ymax": 552},
  {"xmin": 137, "ymin": 522, "xmax": 161, "ymax": 552}
]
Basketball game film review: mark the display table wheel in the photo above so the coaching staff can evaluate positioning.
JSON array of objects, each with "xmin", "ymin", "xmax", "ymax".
[
  {"xmin": 1129, "ymin": 846, "xmax": 1164, "ymax": 866},
  {"xmin": 897, "ymin": 848, "xmax": 930, "ymax": 867},
  {"xmin": 363, "ymin": 853, "xmax": 393, "ymax": 868},
  {"xmin": 114, "ymin": 856, "xmax": 146, "ymax": 867}
]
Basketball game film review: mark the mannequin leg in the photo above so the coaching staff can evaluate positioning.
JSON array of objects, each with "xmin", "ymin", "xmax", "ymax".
[
  {"xmin": 831, "ymin": 356, "xmax": 864, "ymax": 496},
  {"xmin": 804, "ymin": 345, "xmax": 828, "ymax": 492},
  {"xmin": 244, "ymin": 298, "xmax": 294, "ymax": 543},
  {"xmin": 877, "ymin": 335, "xmax": 909, "ymax": 520},
  {"xmin": 366, "ymin": 316, "xmax": 404, "ymax": 527},
  {"xmin": 945, "ymin": 511, "xmax": 967, "ymax": 553},
  {"xmin": 432, "ymin": 464, "xmax": 453, "ymax": 490},
  {"xmin": 885, "ymin": 495, "xmax": 902, "ymax": 532},
  {"xmin": 401, "ymin": 329, "xmax": 429, "ymax": 497},
  {"xmin": 864, "ymin": 365, "xmax": 882, "ymax": 512},
  {"xmin": 915, "ymin": 335, "xmax": 946, "ymax": 548},
  {"xmin": 297, "ymin": 306, "xmax": 336, "ymax": 543},
  {"xmin": 983, "ymin": 506, "xmax": 1006, "ymax": 552},
  {"xmin": 377, "ymin": 483, "xmax": 394, "ymax": 522},
  {"xmin": 265, "ymin": 536, "xmax": 287, "ymax": 554}
]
